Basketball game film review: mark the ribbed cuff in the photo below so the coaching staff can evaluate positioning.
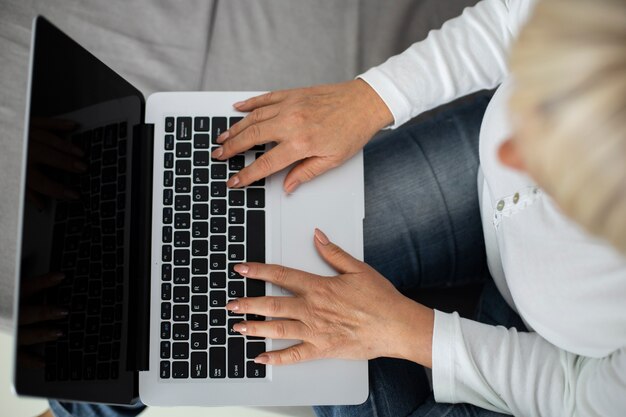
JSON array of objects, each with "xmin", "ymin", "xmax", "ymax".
[{"xmin": 432, "ymin": 309, "xmax": 459, "ymax": 404}]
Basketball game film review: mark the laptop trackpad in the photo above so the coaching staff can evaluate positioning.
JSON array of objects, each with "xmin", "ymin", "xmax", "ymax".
[{"xmin": 280, "ymin": 192, "xmax": 361, "ymax": 281}]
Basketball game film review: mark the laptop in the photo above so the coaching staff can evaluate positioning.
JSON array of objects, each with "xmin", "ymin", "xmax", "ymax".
[{"xmin": 12, "ymin": 16, "xmax": 366, "ymax": 406}]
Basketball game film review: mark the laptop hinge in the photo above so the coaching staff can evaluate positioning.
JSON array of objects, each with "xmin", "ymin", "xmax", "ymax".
[{"xmin": 127, "ymin": 122, "xmax": 153, "ymax": 372}]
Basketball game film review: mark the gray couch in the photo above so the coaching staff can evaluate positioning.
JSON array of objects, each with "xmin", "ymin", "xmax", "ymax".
[{"xmin": 0, "ymin": 0, "xmax": 477, "ymax": 331}]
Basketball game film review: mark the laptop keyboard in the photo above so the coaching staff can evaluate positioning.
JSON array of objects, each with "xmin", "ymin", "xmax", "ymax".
[
  {"xmin": 159, "ymin": 116, "xmax": 267, "ymax": 379},
  {"xmin": 46, "ymin": 121, "xmax": 128, "ymax": 381}
]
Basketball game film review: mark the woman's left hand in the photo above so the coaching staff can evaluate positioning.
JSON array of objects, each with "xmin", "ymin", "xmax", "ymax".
[{"xmin": 226, "ymin": 229, "xmax": 434, "ymax": 367}]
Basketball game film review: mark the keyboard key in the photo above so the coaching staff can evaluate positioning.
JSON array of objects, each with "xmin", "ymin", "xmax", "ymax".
[
  {"xmin": 247, "ymin": 361, "xmax": 266, "ymax": 378},
  {"xmin": 173, "ymin": 249, "xmax": 190, "ymax": 266},
  {"xmin": 194, "ymin": 151, "xmax": 209, "ymax": 166},
  {"xmin": 173, "ymin": 268, "xmax": 190, "ymax": 284},
  {"xmin": 165, "ymin": 134, "xmax": 174, "ymax": 150},
  {"xmin": 160, "ymin": 322, "xmax": 171, "ymax": 339},
  {"xmin": 246, "ymin": 341, "xmax": 266, "ymax": 359},
  {"xmin": 176, "ymin": 160, "xmax": 191, "ymax": 175},
  {"xmin": 210, "ymin": 272, "xmax": 226, "ymax": 288},
  {"xmin": 210, "ymin": 290, "xmax": 226, "ymax": 307},
  {"xmin": 228, "ymin": 208, "xmax": 244, "ymax": 224},
  {"xmin": 162, "ymin": 226, "xmax": 172, "ymax": 243},
  {"xmin": 162, "ymin": 264, "xmax": 172, "ymax": 281},
  {"xmin": 191, "ymin": 333, "xmax": 207, "ymax": 350},
  {"xmin": 211, "ymin": 199, "xmax": 226, "ymax": 215},
  {"xmin": 176, "ymin": 142, "xmax": 191, "ymax": 157},
  {"xmin": 228, "ymin": 338, "xmax": 245, "ymax": 378},
  {"xmin": 229, "ymin": 116, "xmax": 243, "ymax": 128},
  {"xmin": 172, "ymin": 342, "xmax": 189, "ymax": 359},
  {"xmin": 173, "ymin": 286, "xmax": 189, "ymax": 303},
  {"xmin": 163, "ymin": 208, "xmax": 172, "ymax": 224},
  {"xmin": 247, "ymin": 279, "xmax": 265, "ymax": 298},
  {"xmin": 160, "ymin": 360, "xmax": 171, "ymax": 378},
  {"xmin": 209, "ymin": 347, "xmax": 226, "ymax": 378},
  {"xmin": 228, "ymin": 226, "xmax": 244, "ymax": 242},
  {"xmin": 191, "ymin": 352, "xmax": 208, "ymax": 378},
  {"xmin": 210, "ymin": 235, "xmax": 226, "ymax": 252},
  {"xmin": 175, "ymin": 195, "xmax": 191, "ymax": 211},
  {"xmin": 191, "ymin": 295, "xmax": 208, "ymax": 312},
  {"xmin": 174, "ymin": 213, "xmax": 190, "ymax": 229},
  {"xmin": 209, "ymin": 328, "xmax": 226, "ymax": 345},
  {"xmin": 174, "ymin": 231, "xmax": 190, "ymax": 247},
  {"xmin": 212, "ymin": 117, "xmax": 227, "ymax": 144},
  {"xmin": 191, "ymin": 258, "xmax": 208, "ymax": 275},
  {"xmin": 247, "ymin": 189, "xmax": 265, "ymax": 208},
  {"xmin": 192, "ymin": 276, "xmax": 208, "ymax": 293},
  {"xmin": 228, "ymin": 263, "xmax": 244, "ymax": 279},
  {"xmin": 165, "ymin": 117, "xmax": 175, "ymax": 133},
  {"xmin": 164, "ymin": 171, "xmax": 173, "ymax": 187},
  {"xmin": 192, "ymin": 239, "xmax": 208, "ymax": 256},
  {"xmin": 229, "ymin": 155, "xmax": 245, "ymax": 171},
  {"xmin": 210, "ymin": 182, "xmax": 226, "ymax": 197},
  {"xmin": 172, "ymin": 361, "xmax": 188, "ymax": 378},
  {"xmin": 211, "ymin": 164, "xmax": 227, "ymax": 179},
  {"xmin": 193, "ymin": 168, "xmax": 208, "ymax": 184},
  {"xmin": 194, "ymin": 117, "xmax": 210, "ymax": 132},
  {"xmin": 161, "ymin": 283, "xmax": 172, "ymax": 300},
  {"xmin": 228, "ymin": 318, "xmax": 244, "ymax": 336},
  {"xmin": 193, "ymin": 186, "xmax": 209, "ymax": 202},
  {"xmin": 210, "ymin": 218, "xmax": 226, "ymax": 233},
  {"xmin": 177, "ymin": 117, "xmax": 192, "ymax": 140},
  {"xmin": 228, "ymin": 244, "xmax": 245, "ymax": 261},
  {"xmin": 192, "ymin": 204, "xmax": 209, "ymax": 220},
  {"xmin": 194, "ymin": 133, "xmax": 210, "ymax": 149},
  {"xmin": 175, "ymin": 178, "xmax": 191, "ymax": 193},
  {"xmin": 161, "ymin": 341, "xmax": 171, "ymax": 359},
  {"xmin": 210, "ymin": 309, "xmax": 226, "ymax": 326},
  {"xmin": 210, "ymin": 254, "xmax": 226, "ymax": 270},
  {"xmin": 228, "ymin": 281, "xmax": 244, "ymax": 298},
  {"xmin": 246, "ymin": 210, "xmax": 265, "ymax": 262},
  {"xmin": 163, "ymin": 189, "xmax": 173, "ymax": 206},
  {"xmin": 229, "ymin": 190, "xmax": 245, "ymax": 206},
  {"xmin": 173, "ymin": 323, "xmax": 189, "ymax": 340},
  {"xmin": 164, "ymin": 152, "xmax": 174, "ymax": 168},
  {"xmin": 173, "ymin": 305, "xmax": 190, "ymax": 322},
  {"xmin": 162, "ymin": 245, "xmax": 172, "ymax": 262}
]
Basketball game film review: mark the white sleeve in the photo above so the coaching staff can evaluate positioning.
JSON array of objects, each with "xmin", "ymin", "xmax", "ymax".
[
  {"xmin": 358, "ymin": 0, "xmax": 534, "ymax": 128},
  {"xmin": 432, "ymin": 311, "xmax": 626, "ymax": 416}
]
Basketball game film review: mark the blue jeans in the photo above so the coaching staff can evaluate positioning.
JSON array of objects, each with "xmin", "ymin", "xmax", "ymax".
[{"xmin": 51, "ymin": 92, "xmax": 522, "ymax": 417}]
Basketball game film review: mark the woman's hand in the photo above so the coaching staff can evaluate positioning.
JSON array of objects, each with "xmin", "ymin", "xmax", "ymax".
[
  {"xmin": 213, "ymin": 79, "xmax": 393, "ymax": 193},
  {"xmin": 226, "ymin": 229, "xmax": 434, "ymax": 367}
]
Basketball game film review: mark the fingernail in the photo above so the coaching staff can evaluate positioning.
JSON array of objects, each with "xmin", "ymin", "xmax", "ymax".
[
  {"xmin": 55, "ymin": 309, "xmax": 69, "ymax": 317},
  {"xmin": 314, "ymin": 228, "xmax": 330, "ymax": 245},
  {"xmin": 64, "ymin": 189, "xmax": 80, "ymax": 199},
  {"xmin": 233, "ymin": 101, "xmax": 245, "ymax": 109},
  {"xmin": 226, "ymin": 300, "xmax": 240, "ymax": 311},
  {"xmin": 228, "ymin": 176, "xmax": 240, "ymax": 188},
  {"xmin": 212, "ymin": 147, "xmax": 223, "ymax": 159},
  {"xmin": 217, "ymin": 131, "xmax": 229, "ymax": 143},
  {"xmin": 234, "ymin": 263, "xmax": 249, "ymax": 275},
  {"xmin": 285, "ymin": 180, "xmax": 299, "ymax": 194},
  {"xmin": 233, "ymin": 323, "xmax": 247, "ymax": 333},
  {"xmin": 74, "ymin": 161, "xmax": 88, "ymax": 172},
  {"xmin": 255, "ymin": 354, "xmax": 269, "ymax": 364}
]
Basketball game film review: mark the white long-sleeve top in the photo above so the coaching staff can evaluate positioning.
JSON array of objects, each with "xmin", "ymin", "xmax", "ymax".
[{"xmin": 358, "ymin": 1, "xmax": 626, "ymax": 416}]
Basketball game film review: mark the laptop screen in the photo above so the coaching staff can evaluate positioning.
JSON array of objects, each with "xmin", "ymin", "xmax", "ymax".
[{"xmin": 15, "ymin": 16, "xmax": 144, "ymax": 404}]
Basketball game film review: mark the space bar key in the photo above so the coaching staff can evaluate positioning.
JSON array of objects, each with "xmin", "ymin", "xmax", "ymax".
[{"xmin": 246, "ymin": 210, "xmax": 265, "ymax": 263}]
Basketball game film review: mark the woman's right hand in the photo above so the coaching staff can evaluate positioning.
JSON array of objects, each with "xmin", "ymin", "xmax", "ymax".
[{"xmin": 213, "ymin": 79, "xmax": 393, "ymax": 193}]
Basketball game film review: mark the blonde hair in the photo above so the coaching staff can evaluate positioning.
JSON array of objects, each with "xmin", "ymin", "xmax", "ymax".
[{"xmin": 509, "ymin": 0, "xmax": 626, "ymax": 254}]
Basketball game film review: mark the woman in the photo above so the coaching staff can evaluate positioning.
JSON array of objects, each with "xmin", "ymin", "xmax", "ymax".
[{"xmin": 49, "ymin": 0, "xmax": 626, "ymax": 416}]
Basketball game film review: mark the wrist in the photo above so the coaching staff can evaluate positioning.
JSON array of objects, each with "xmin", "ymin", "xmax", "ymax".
[
  {"xmin": 388, "ymin": 297, "xmax": 434, "ymax": 368},
  {"xmin": 351, "ymin": 78, "xmax": 394, "ymax": 133}
]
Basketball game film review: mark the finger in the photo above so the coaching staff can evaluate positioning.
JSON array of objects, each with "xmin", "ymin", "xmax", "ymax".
[
  {"xmin": 255, "ymin": 342, "xmax": 317, "ymax": 365},
  {"xmin": 226, "ymin": 143, "xmax": 298, "ymax": 188},
  {"xmin": 216, "ymin": 119, "xmax": 278, "ymax": 159},
  {"xmin": 19, "ymin": 305, "xmax": 69, "ymax": 326},
  {"xmin": 18, "ymin": 327, "xmax": 63, "ymax": 346},
  {"xmin": 31, "ymin": 129, "xmax": 84, "ymax": 157},
  {"xmin": 21, "ymin": 272, "xmax": 65, "ymax": 297},
  {"xmin": 226, "ymin": 296, "xmax": 304, "ymax": 320},
  {"xmin": 233, "ymin": 91, "xmax": 287, "ymax": 112},
  {"xmin": 233, "ymin": 319, "xmax": 309, "ymax": 341},
  {"xmin": 283, "ymin": 156, "xmax": 332, "ymax": 193},
  {"xmin": 313, "ymin": 228, "xmax": 363, "ymax": 274},
  {"xmin": 217, "ymin": 105, "xmax": 280, "ymax": 144},
  {"xmin": 32, "ymin": 117, "xmax": 77, "ymax": 132},
  {"xmin": 233, "ymin": 262, "xmax": 316, "ymax": 294}
]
